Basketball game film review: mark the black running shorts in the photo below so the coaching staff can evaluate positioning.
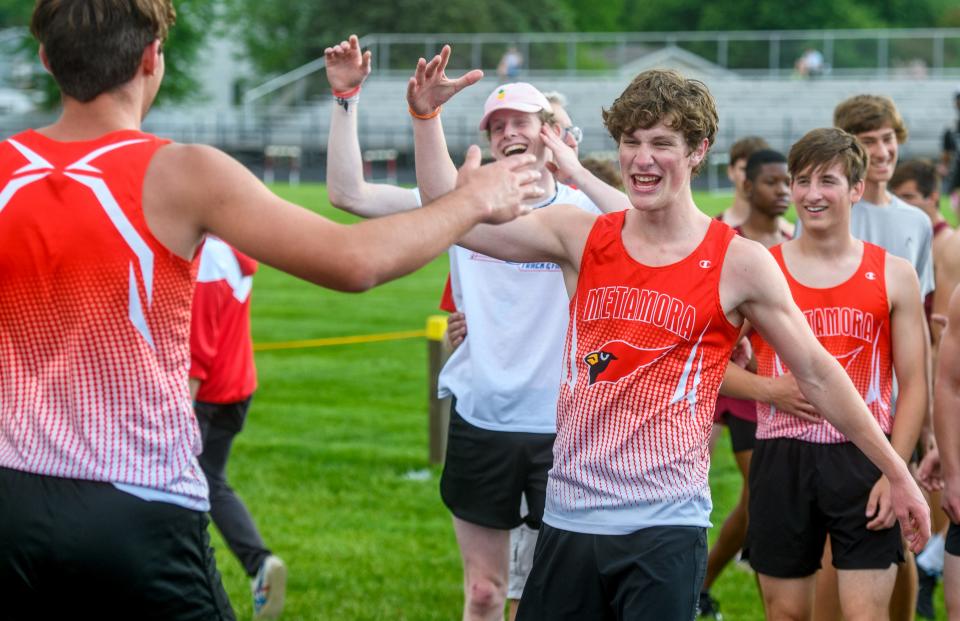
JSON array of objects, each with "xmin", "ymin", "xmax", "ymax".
[
  {"xmin": 748, "ymin": 438, "xmax": 903, "ymax": 578},
  {"xmin": 516, "ymin": 523, "xmax": 707, "ymax": 620},
  {"xmin": 722, "ymin": 411, "xmax": 757, "ymax": 453},
  {"xmin": 440, "ymin": 402, "xmax": 554, "ymax": 530},
  {"xmin": 0, "ymin": 466, "xmax": 235, "ymax": 620},
  {"xmin": 947, "ymin": 522, "xmax": 960, "ymax": 557}
]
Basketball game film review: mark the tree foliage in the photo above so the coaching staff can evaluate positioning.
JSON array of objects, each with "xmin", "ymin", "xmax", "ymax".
[
  {"xmin": 0, "ymin": 0, "xmax": 213, "ymax": 106},
  {"xmin": 225, "ymin": 0, "xmax": 575, "ymax": 75},
  {"xmin": 223, "ymin": 0, "xmax": 955, "ymax": 79}
]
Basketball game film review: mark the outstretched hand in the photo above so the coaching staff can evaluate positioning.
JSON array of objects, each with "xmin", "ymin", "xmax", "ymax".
[
  {"xmin": 456, "ymin": 145, "xmax": 542, "ymax": 224},
  {"xmin": 324, "ymin": 34, "xmax": 372, "ymax": 93},
  {"xmin": 407, "ymin": 45, "xmax": 483, "ymax": 116}
]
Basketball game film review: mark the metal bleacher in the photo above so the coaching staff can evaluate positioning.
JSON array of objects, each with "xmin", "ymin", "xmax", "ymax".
[
  {"xmin": 229, "ymin": 28, "xmax": 960, "ymax": 183},
  {"xmin": 6, "ymin": 28, "xmax": 959, "ymax": 186}
]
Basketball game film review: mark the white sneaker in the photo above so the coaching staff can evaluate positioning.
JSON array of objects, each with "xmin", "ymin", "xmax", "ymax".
[{"xmin": 251, "ymin": 555, "xmax": 287, "ymax": 620}]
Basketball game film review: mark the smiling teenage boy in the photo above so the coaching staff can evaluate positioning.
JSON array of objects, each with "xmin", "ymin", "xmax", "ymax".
[
  {"xmin": 434, "ymin": 69, "xmax": 930, "ymax": 620},
  {"xmin": 747, "ymin": 128, "xmax": 926, "ymax": 621}
]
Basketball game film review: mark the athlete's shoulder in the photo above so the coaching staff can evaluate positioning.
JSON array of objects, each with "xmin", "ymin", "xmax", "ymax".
[
  {"xmin": 883, "ymin": 251, "xmax": 920, "ymax": 285},
  {"xmin": 150, "ymin": 141, "xmax": 230, "ymax": 174},
  {"xmin": 721, "ymin": 235, "xmax": 787, "ymax": 302}
]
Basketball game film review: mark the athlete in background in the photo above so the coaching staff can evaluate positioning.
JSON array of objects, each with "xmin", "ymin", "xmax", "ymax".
[
  {"xmin": 745, "ymin": 128, "xmax": 925, "ymax": 621},
  {"xmin": 698, "ymin": 148, "xmax": 800, "ymax": 619},
  {"xmin": 190, "ymin": 238, "xmax": 286, "ymax": 620}
]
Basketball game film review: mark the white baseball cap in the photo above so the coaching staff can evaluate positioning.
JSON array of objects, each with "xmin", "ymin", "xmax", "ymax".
[{"xmin": 478, "ymin": 82, "xmax": 552, "ymax": 131}]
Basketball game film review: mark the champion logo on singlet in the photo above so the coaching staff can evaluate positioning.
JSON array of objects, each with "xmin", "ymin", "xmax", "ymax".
[
  {"xmin": 0, "ymin": 137, "xmax": 156, "ymax": 347},
  {"xmin": 865, "ymin": 271, "xmax": 877, "ymax": 280}
]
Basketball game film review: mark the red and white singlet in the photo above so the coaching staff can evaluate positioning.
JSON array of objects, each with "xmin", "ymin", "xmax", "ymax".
[
  {"xmin": 190, "ymin": 238, "xmax": 258, "ymax": 404},
  {"xmin": 0, "ymin": 129, "xmax": 207, "ymax": 506},
  {"xmin": 546, "ymin": 213, "xmax": 740, "ymax": 534},
  {"xmin": 752, "ymin": 242, "xmax": 893, "ymax": 443}
]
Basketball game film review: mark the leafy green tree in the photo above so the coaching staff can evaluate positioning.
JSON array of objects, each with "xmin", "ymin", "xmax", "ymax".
[
  {"xmin": 0, "ymin": 0, "xmax": 213, "ymax": 107},
  {"xmin": 226, "ymin": 0, "xmax": 575, "ymax": 75}
]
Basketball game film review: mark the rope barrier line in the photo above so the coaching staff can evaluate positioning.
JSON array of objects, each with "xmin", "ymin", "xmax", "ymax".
[
  {"xmin": 253, "ymin": 329, "xmax": 427, "ymax": 352},
  {"xmin": 252, "ymin": 316, "xmax": 449, "ymax": 352}
]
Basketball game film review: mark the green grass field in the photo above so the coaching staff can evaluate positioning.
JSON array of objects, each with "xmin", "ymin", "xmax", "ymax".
[{"xmin": 212, "ymin": 185, "xmax": 948, "ymax": 620}]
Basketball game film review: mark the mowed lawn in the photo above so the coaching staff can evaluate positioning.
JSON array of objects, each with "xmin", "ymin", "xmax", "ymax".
[{"xmin": 212, "ymin": 184, "xmax": 947, "ymax": 620}]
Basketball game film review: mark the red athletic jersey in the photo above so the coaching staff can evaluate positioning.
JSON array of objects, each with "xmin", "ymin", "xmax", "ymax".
[
  {"xmin": 439, "ymin": 275, "xmax": 457, "ymax": 313},
  {"xmin": 752, "ymin": 242, "xmax": 893, "ymax": 443},
  {"xmin": 547, "ymin": 213, "xmax": 740, "ymax": 533},
  {"xmin": 0, "ymin": 129, "xmax": 206, "ymax": 501},
  {"xmin": 190, "ymin": 238, "xmax": 258, "ymax": 403}
]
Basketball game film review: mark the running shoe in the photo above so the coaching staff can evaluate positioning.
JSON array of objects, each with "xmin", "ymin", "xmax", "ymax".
[
  {"xmin": 697, "ymin": 591, "xmax": 723, "ymax": 620},
  {"xmin": 251, "ymin": 555, "xmax": 287, "ymax": 620}
]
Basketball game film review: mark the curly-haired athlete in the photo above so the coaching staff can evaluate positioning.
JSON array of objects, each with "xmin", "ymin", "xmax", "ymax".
[{"xmin": 433, "ymin": 69, "xmax": 932, "ymax": 620}]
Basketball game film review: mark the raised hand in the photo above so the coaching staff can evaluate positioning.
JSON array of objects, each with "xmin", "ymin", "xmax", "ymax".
[
  {"xmin": 541, "ymin": 125, "xmax": 583, "ymax": 184},
  {"xmin": 456, "ymin": 145, "xmax": 543, "ymax": 224},
  {"xmin": 324, "ymin": 34, "xmax": 372, "ymax": 93},
  {"xmin": 407, "ymin": 45, "xmax": 483, "ymax": 116}
]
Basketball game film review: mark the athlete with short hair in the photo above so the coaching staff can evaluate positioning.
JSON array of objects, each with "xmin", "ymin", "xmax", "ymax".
[
  {"xmin": 0, "ymin": 4, "xmax": 540, "ymax": 618},
  {"xmin": 718, "ymin": 136, "xmax": 769, "ymax": 226},
  {"xmin": 747, "ymin": 128, "xmax": 926, "ymax": 621},
  {"xmin": 416, "ymin": 67, "xmax": 930, "ymax": 620},
  {"xmin": 820, "ymin": 93, "xmax": 937, "ymax": 621}
]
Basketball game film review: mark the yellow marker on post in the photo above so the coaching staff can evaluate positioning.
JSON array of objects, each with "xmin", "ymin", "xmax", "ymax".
[
  {"xmin": 426, "ymin": 315, "xmax": 450, "ymax": 464},
  {"xmin": 426, "ymin": 314, "xmax": 448, "ymax": 342}
]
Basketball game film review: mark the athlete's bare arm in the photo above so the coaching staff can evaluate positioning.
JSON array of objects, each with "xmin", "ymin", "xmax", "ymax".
[
  {"xmin": 456, "ymin": 190, "xmax": 595, "ymax": 289},
  {"xmin": 539, "ymin": 126, "xmax": 631, "ymax": 213},
  {"xmin": 324, "ymin": 35, "xmax": 421, "ymax": 217},
  {"xmin": 143, "ymin": 143, "xmax": 539, "ymax": 292},
  {"xmin": 866, "ymin": 254, "xmax": 927, "ymax": 530},
  {"xmin": 721, "ymin": 236, "xmax": 931, "ymax": 551},
  {"xmin": 407, "ymin": 45, "xmax": 482, "ymax": 204},
  {"xmin": 934, "ymin": 284, "xmax": 960, "ymax": 524}
]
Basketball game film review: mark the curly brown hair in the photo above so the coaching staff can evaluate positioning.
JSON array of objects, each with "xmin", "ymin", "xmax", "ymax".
[
  {"xmin": 31, "ymin": 0, "xmax": 176, "ymax": 103},
  {"xmin": 788, "ymin": 128, "xmax": 868, "ymax": 187},
  {"xmin": 833, "ymin": 95, "xmax": 908, "ymax": 143},
  {"xmin": 602, "ymin": 70, "xmax": 718, "ymax": 174}
]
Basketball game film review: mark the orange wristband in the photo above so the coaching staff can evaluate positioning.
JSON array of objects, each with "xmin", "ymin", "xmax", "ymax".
[{"xmin": 409, "ymin": 105, "xmax": 441, "ymax": 120}]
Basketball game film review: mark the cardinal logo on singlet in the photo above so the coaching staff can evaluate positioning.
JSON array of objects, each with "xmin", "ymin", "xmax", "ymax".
[{"xmin": 584, "ymin": 340, "xmax": 676, "ymax": 385}]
